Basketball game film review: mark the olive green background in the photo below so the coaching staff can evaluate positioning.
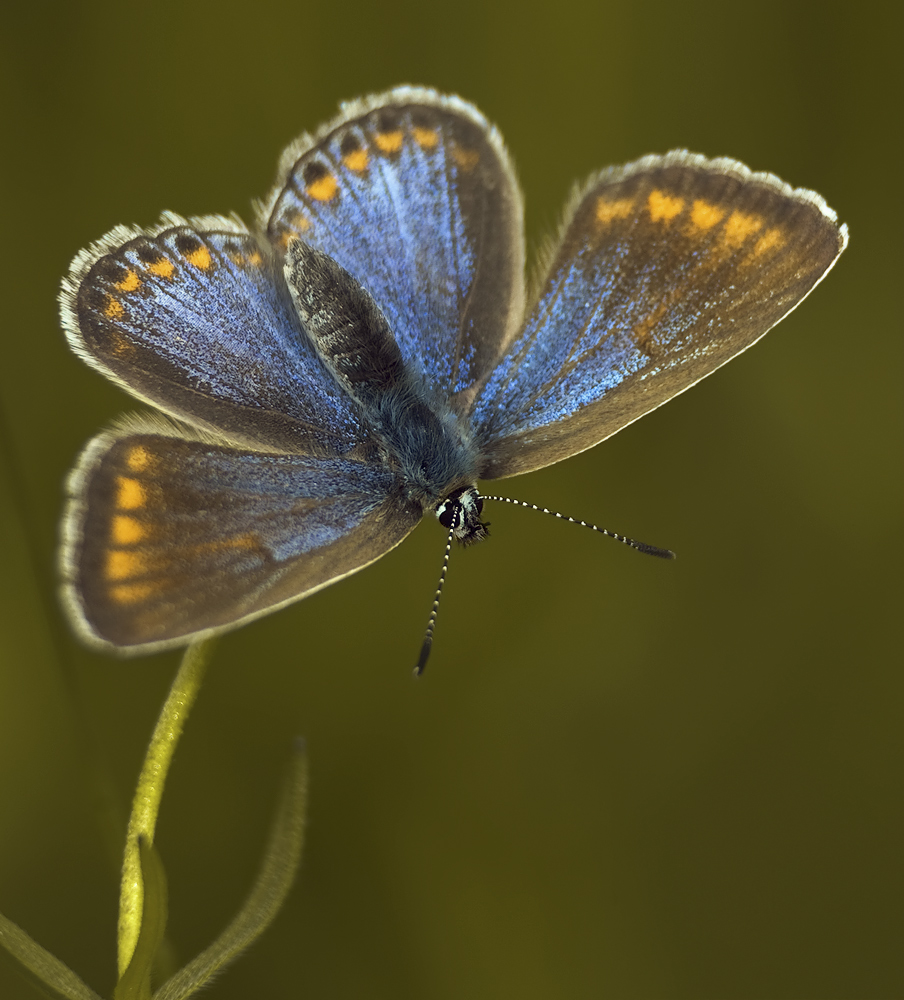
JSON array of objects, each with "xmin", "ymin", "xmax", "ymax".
[{"xmin": 1, "ymin": 1, "xmax": 900, "ymax": 997}]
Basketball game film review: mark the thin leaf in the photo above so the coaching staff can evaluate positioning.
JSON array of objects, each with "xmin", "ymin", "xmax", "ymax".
[
  {"xmin": 0, "ymin": 909, "xmax": 103, "ymax": 1000},
  {"xmin": 153, "ymin": 739, "xmax": 309, "ymax": 1000}
]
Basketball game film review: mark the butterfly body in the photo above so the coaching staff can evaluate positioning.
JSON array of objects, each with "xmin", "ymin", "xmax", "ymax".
[
  {"xmin": 59, "ymin": 87, "xmax": 847, "ymax": 654},
  {"xmin": 285, "ymin": 238, "xmax": 487, "ymax": 537}
]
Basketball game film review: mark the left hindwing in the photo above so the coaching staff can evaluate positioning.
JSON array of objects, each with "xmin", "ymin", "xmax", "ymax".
[
  {"xmin": 472, "ymin": 151, "xmax": 848, "ymax": 479},
  {"xmin": 61, "ymin": 423, "xmax": 421, "ymax": 653}
]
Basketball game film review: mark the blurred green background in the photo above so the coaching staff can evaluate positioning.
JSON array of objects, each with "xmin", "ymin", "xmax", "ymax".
[{"xmin": 1, "ymin": 1, "xmax": 900, "ymax": 997}]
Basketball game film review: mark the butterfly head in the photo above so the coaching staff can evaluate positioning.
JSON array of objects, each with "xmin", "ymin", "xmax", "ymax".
[{"xmin": 434, "ymin": 485, "xmax": 488, "ymax": 546}]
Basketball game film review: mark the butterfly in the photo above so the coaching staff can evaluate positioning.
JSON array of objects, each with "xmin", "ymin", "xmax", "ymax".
[{"xmin": 59, "ymin": 85, "xmax": 848, "ymax": 660}]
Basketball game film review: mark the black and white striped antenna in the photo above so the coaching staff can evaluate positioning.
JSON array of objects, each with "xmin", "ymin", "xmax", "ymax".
[{"xmin": 414, "ymin": 490, "xmax": 674, "ymax": 675}]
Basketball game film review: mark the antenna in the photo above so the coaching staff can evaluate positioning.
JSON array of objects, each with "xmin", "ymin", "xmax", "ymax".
[
  {"xmin": 413, "ymin": 490, "xmax": 675, "ymax": 676},
  {"xmin": 414, "ymin": 519, "xmax": 456, "ymax": 676},
  {"xmin": 480, "ymin": 495, "xmax": 676, "ymax": 559}
]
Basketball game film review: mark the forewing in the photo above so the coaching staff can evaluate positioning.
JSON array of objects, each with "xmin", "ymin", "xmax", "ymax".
[
  {"xmin": 60, "ymin": 215, "xmax": 369, "ymax": 455},
  {"xmin": 261, "ymin": 86, "xmax": 525, "ymax": 402},
  {"xmin": 472, "ymin": 151, "xmax": 848, "ymax": 478},
  {"xmin": 61, "ymin": 422, "xmax": 421, "ymax": 653}
]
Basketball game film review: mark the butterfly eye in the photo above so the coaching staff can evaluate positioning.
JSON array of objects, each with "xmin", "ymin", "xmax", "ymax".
[
  {"xmin": 433, "ymin": 486, "xmax": 488, "ymax": 548},
  {"xmin": 434, "ymin": 496, "xmax": 457, "ymax": 530}
]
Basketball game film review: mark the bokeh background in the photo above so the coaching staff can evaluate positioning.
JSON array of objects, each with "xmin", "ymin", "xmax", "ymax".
[{"xmin": 1, "ymin": 2, "xmax": 901, "ymax": 998}]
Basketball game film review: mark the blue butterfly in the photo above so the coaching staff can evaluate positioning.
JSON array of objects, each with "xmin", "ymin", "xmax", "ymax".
[{"xmin": 59, "ymin": 86, "xmax": 847, "ymax": 659}]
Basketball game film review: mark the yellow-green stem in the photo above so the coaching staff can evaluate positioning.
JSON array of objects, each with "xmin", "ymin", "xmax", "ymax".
[{"xmin": 117, "ymin": 639, "xmax": 215, "ymax": 977}]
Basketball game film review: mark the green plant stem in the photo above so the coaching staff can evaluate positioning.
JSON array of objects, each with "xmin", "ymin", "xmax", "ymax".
[{"xmin": 118, "ymin": 639, "xmax": 215, "ymax": 978}]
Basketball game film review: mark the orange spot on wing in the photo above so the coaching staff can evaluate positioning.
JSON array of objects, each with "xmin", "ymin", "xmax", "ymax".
[
  {"xmin": 146, "ymin": 257, "xmax": 175, "ymax": 279},
  {"xmin": 452, "ymin": 146, "xmax": 479, "ymax": 171},
  {"xmin": 108, "ymin": 331, "xmax": 132, "ymax": 356},
  {"xmin": 412, "ymin": 126, "xmax": 439, "ymax": 149},
  {"xmin": 722, "ymin": 211, "xmax": 762, "ymax": 246},
  {"xmin": 595, "ymin": 197, "xmax": 635, "ymax": 225},
  {"xmin": 220, "ymin": 534, "xmax": 257, "ymax": 553},
  {"xmin": 193, "ymin": 534, "xmax": 258, "ymax": 556},
  {"xmin": 690, "ymin": 200, "xmax": 725, "ymax": 230},
  {"xmin": 184, "ymin": 244, "xmax": 212, "ymax": 270},
  {"xmin": 174, "ymin": 533, "xmax": 259, "ymax": 567},
  {"xmin": 754, "ymin": 227, "xmax": 784, "ymax": 255},
  {"xmin": 284, "ymin": 210, "xmax": 311, "ymax": 232},
  {"xmin": 104, "ymin": 296, "xmax": 124, "ymax": 320},
  {"xmin": 116, "ymin": 476, "xmax": 146, "ymax": 510},
  {"xmin": 632, "ymin": 301, "xmax": 669, "ymax": 355},
  {"xmin": 112, "ymin": 515, "xmax": 147, "ymax": 545},
  {"xmin": 306, "ymin": 173, "xmax": 339, "ymax": 201},
  {"xmin": 109, "ymin": 582, "xmax": 155, "ymax": 605},
  {"xmin": 647, "ymin": 190, "xmax": 685, "ymax": 222},
  {"xmin": 115, "ymin": 269, "xmax": 141, "ymax": 292},
  {"xmin": 343, "ymin": 148, "xmax": 369, "ymax": 172},
  {"xmin": 105, "ymin": 549, "xmax": 145, "ymax": 581},
  {"xmin": 229, "ymin": 248, "xmax": 265, "ymax": 267},
  {"xmin": 125, "ymin": 445, "xmax": 152, "ymax": 471},
  {"xmin": 375, "ymin": 130, "xmax": 404, "ymax": 154}
]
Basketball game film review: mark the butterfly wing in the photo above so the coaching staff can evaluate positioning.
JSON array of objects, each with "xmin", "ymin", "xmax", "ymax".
[
  {"xmin": 60, "ymin": 216, "xmax": 369, "ymax": 456},
  {"xmin": 261, "ymin": 86, "xmax": 525, "ymax": 403},
  {"xmin": 472, "ymin": 151, "xmax": 848, "ymax": 479},
  {"xmin": 61, "ymin": 421, "xmax": 422, "ymax": 652}
]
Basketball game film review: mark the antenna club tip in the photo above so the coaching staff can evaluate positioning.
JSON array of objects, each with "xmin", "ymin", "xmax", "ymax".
[
  {"xmin": 414, "ymin": 640, "xmax": 432, "ymax": 677},
  {"xmin": 637, "ymin": 543, "xmax": 676, "ymax": 559}
]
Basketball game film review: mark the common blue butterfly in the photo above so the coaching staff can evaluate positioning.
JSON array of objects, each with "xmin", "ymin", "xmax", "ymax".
[{"xmin": 59, "ymin": 86, "xmax": 848, "ymax": 658}]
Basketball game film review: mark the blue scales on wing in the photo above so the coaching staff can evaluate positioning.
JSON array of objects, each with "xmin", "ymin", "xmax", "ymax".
[
  {"xmin": 471, "ymin": 151, "xmax": 847, "ymax": 478},
  {"xmin": 261, "ymin": 88, "xmax": 525, "ymax": 404},
  {"xmin": 61, "ymin": 218, "xmax": 369, "ymax": 456}
]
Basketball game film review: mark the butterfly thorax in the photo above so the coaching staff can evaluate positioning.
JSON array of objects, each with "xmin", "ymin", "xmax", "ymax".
[{"xmin": 374, "ymin": 387, "xmax": 479, "ymax": 495}]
